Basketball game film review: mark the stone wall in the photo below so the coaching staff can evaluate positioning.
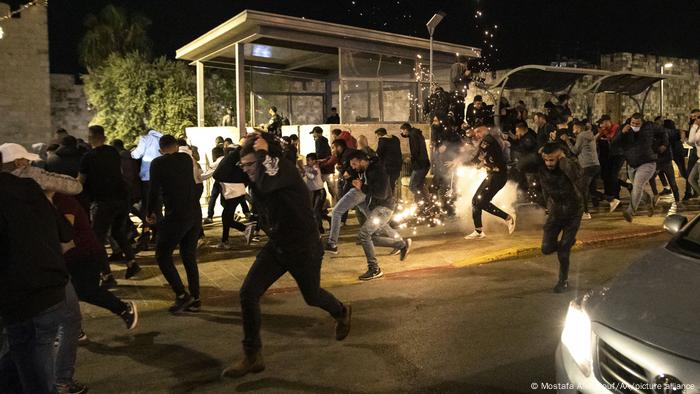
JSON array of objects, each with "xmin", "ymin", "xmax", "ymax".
[
  {"xmin": 50, "ymin": 74, "xmax": 94, "ymax": 140},
  {"xmin": 0, "ymin": 2, "xmax": 52, "ymax": 146}
]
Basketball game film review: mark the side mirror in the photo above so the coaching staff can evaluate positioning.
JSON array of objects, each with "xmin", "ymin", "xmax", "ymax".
[{"xmin": 663, "ymin": 214, "xmax": 688, "ymax": 235}]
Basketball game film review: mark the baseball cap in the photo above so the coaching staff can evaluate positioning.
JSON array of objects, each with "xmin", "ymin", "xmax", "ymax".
[
  {"xmin": 0, "ymin": 143, "xmax": 40, "ymax": 163},
  {"xmin": 309, "ymin": 126, "xmax": 323, "ymax": 135}
]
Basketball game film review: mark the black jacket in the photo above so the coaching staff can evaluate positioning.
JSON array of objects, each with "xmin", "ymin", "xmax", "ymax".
[
  {"xmin": 0, "ymin": 173, "xmax": 71, "ymax": 322},
  {"xmin": 250, "ymin": 149, "xmax": 320, "ymax": 253},
  {"xmin": 520, "ymin": 156, "xmax": 584, "ymax": 218},
  {"xmin": 613, "ymin": 123, "xmax": 658, "ymax": 168},
  {"xmin": 359, "ymin": 157, "xmax": 394, "ymax": 210},
  {"xmin": 473, "ymin": 134, "xmax": 507, "ymax": 173},
  {"xmin": 376, "ymin": 135, "xmax": 403, "ymax": 174},
  {"xmin": 667, "ymin": 127, "xmax": 685, "ymax": 159},
  {"xmin": 652, "ymin": 127, "xmax": 672, "ymax": 164},
  {"xmin": 45, "ymin": 145, "xmax": 83, "ymax": 177},
  {"xmin": 406, "ymin": 128, "xmax": 430, "ymax": 170},
  {"xmin": 213, "ymin": 147, "xmax": 248, "ymax": 184},
  {"xmin": 510, "ymin": 129, "xmax": 539, "ymax": 159},
  {"xmin": 536, "ymin": 123, "xmax": 555, "ymax": 148},
  {"xmin": 314, "ymin": 136, "xmax": 333, "ymax": 175},
  {"xmin": 424, "ymin": 89, "xmax": 452, "ymax": 119}
]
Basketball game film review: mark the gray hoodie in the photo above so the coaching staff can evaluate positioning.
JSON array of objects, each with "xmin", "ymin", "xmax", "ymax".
[{"xmin": 568, "ymin": 130, "xmax": 599, "ymax": 168}]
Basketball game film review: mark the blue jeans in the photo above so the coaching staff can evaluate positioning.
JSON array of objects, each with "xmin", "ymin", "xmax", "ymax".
[
  {"xmin": 207, "ymin": 182, "xmax": 222, "ymax": 219},
  {"xmin": 5, "ymin": 300, "xmax": 67, "ymax": 393},
  {"xmin": 408, "ymin": 168, "xmax": 429, "ymax": 202},
  {"xmin": 55, "ymin": 281, "xmax": 82, "ymax": 385},
  {"xmin": 627, "ymin": 162, "xmax": 656, "ymax": 214},
  {"xmin": 327, "ymin": 188, "xmax": 366, "ymax": 246},
  {"xmin": 358, "ymin": 205, "xmax": 406, "ymax": 269}
]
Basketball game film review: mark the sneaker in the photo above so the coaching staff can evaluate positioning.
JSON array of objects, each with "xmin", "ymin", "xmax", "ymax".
[
  {"xmin": 203, "ymin": 217, "xmax": 214, "ymax": 225},
  {"xmin": 668, "ymin": 202, "xmax": 678, "ymax": 216},
  {"xmin": 609, "ymin": 198, "xmax": 621, "ymax": 213},
  {"xmin": 77, "ymin": 330, "xmax": 88, "ymax": 343},
  {"xmin": 358, "ymin": 267, "xmax": 383, "ymax": 281},
  {"xmin": 660, "ymin": 188, "xmax": 672, "ymax": 196},
  {"xmin": 169, "ymin": 293, "xmax": 195, "ymax": 314},
  {"xmin": 335, "ymin": 304, "xmax": 352, "ymax": 341},
  {"xmin": 623, "ymin": 209, "xmax": 633, "ymax": 223},
  {"xmin": 56, "ymin": 380, "xmax": 88, "ymax": 394},
  {"xmin": 464, "ymin": 230, "xmax": 486, "ymax": 240},
  {"xmin": 399, "ymin": 238, "xmax": 412, "ymax": 261},
  {"xmin": 324, "ymin": 243, "xmax": 339, "ymax": 255},
  {"xmin": 389, "ymin": 247, "xmax": 401, "ymax": 256},
  {"xmin": 120, "ymin": 301, "xmax": 138, "ymax": 330},
  {"xmin": 100, "ymin": 273, "xmax": 117, "ymax": 289},
  {"xmin": 125, "ymin": 262, "xmax": 141, "ymax": 279},
  {"xmin": 186, "ymin": 298, "xmax": 201, "ymax": 312},
  {"xmin": 582, "ymin": 212, "xmax": 592, "ymax": 220},
  {"xmin": 251, "ymin": 236, "xmax": 260, "ymax": 243},
  {"xmin": 244, "ymin": 222, "xmax": 257, "ymax": 245},
  {"xmin": 506, "ymin": 215, "xmax": 516, "ymax": 234},
  {"xmin": 221, "ymin": 352, "xmax": 265, "ymax": 378},
  {"xmin": 553, "ymin": 280, "xmax": 569, "ymax": 294},
  {"xmin": 197, "ymin": 238, "xmax": 208, "ymax": 249},
  {"xmin": 216, "ymin": 241, "xmax": 233, "ymax": 250}
]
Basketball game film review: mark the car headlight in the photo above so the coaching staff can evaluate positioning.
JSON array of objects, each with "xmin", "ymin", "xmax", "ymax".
[{"xmin": 561, "ymin": 300, "xmax": 593, "ymax": 377}]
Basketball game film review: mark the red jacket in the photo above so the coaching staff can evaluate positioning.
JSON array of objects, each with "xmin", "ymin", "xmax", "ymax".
[
  {"xmin": 53, "ymin": 193, "xmax": 107, "ymax": 264},
  {"xmin": 336, "ymin": 131, "xmax": 357, "ymax": 149}
]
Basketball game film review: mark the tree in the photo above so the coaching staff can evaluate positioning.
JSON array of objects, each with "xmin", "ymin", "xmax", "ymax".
[
  {"xmin": 83, "ymin": 53, "xmax": 196, "ymax": 145},
  {"xmin": 79, "ymin": 4, "xmax": 152, "ymax": 71}
]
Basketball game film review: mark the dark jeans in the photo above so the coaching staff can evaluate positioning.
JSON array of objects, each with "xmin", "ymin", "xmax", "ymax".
[
  {"xmin": 68, "ymin": 257, "xmax": 127, "ymax": 316},
  {"xmin": 155, "ymin": 217, "xmax": 202, "ymax": 299},
  {"xmin": 657, "ymin": 161, "xmax": 680, "ymax": 202},
  {"xmin": 542, "ymin": 214, "xmax": 582, "ymax": 282},
  {"xmin": 388, "ymin": 171, "xmax": 401, "ymax": 196},
  {"xmin": 582, "ymin": 166, "xmax": 601, "ymax": 213},
  {"xmin": 239, "ymin": 241, "xmax": 344, "ymax": 355},
  {"xmin": 222, "ymin": 197, "xmax": 248, "ymax": 242},
  {"xmin": 602, "ymin": 155, "xmax": 626, "ymax": 200},
  {"xmin": 4, "ymin": 301, "xmax": 66, "ymax": 394},
  {"xmin": 408, "ymin": 167, "xmax": 429, "ymax": 203},
  {"xmin": 55, "ymin": 282, "xmax": 81, "ymax": 385},
  {"xmin": 91, "ymin": 200, "xmax": 136, "ymax": 272},
  {"xmin": 472, "ymin": 172, "xmax": 509, "ymax": 229},
  {"xmin": 207, "ymin": 182, "xmax": 223, "ymax": 219},
  {"xmin": 310, "ymin": 189, "xmax": 326, "ymax": 232}
]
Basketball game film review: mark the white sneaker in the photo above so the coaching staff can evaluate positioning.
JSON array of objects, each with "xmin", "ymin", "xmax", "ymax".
[
  {"xmin": 506, "ymin": 215, "xmax": 516, "ymax": 234},
  {"xmin": 609, "ymin": 198, "xmax": 621, "ymax": 213},
  {"xmin": 668, "ymin": 202, "xmax": 678, "ymax": 216},
  {"xmin": 582, "ymin": 212, "xmax": 592, "ymax": 220},
  {"xmin": 465, "ymin": 231, "xmax": 486, "ymax": 240}
]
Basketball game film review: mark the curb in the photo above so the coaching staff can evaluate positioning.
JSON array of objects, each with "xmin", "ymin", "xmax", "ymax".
[{"xmin": 265, "ymin": 228, "xmax": 667, "ymax": 295}]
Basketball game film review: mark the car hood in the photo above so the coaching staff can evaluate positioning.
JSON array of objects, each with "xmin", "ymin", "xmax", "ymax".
[{"xmin": 586, "ymin": 247, "xmax": 700, "ymax": 361}]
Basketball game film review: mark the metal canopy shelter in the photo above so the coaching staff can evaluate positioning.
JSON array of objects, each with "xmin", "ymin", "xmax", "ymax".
[
  {"xmin": 577, "ymin": 71, "xmax": 687, "ymax": 114},
  {"xmin": 486, "ymin": 65, "xmax": 611, "ymax": 127},
  {"xmin": 176, "ymin": 9, "xmax": 481, "ymax": 131}
]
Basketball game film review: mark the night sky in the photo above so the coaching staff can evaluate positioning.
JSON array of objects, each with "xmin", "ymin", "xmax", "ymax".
[{"xmin": 7, "ymin": 0, "xmax": 700, "ymax": 74}]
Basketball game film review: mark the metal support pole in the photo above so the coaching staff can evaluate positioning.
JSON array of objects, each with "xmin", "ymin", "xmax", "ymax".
[
  {"xmin": 234, "ymin": 43, "xmax": 246, "ymax": 136},
  {"xmin": 338, "ymin": 48, "xmax": 344, "ymax": 124},
  {"xmin": 429, "ymin": 35, "xmax": 434, "ymax": 93},
  {"xmin": 196, "ymin": 61, "xmax": 205, "ymax": 127},
  {"xmin": 660, "ymin": 67, "xmax": 665, "ymax": 116},
  {"xmin": 494, "ymin": 78, "xmax": 508, "ymax": 129}
]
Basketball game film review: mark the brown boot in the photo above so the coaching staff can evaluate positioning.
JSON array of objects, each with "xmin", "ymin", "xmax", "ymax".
[
  {"xmin": 335, "ymin": 304, "xmax": 352, "ymax": 341},
  {"xmin": 221, "ymin": 352, "xmax": 265, "ymax": 378}
]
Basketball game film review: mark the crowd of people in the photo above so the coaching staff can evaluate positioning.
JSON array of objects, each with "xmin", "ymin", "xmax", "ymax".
[{"xmin": 2, "ymin": 91, "xmax": 699, "ymax": 391}]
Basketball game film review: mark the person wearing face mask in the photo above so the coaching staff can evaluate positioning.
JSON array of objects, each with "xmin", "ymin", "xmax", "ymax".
[
  {"xmin": 685, "ymin": 110, "xmax": 700, "ymax": 198},
  {"xmin": 613, "ymin": 113, "xmax": 658, "ymax": 222}
]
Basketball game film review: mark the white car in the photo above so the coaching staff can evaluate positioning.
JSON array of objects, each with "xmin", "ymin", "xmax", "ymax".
[{"xmin": 556, "ymin": 214, "xmax": 700, "ymax": 394}]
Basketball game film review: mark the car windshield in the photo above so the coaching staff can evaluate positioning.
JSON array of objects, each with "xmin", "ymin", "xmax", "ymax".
[{"xmin": 671, "ymin": 218, "xmax": 700, "ymax": 258}]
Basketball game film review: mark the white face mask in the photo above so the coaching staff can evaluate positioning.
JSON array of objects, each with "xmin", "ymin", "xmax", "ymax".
[{"xmin": 631, "ymin": 126, "xmax": 641, "ymax": 132}]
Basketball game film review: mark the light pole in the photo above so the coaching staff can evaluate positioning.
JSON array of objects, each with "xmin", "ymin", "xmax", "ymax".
[
  {"xmin": 426, "ymin": 12, "xmax": 446, "ymax": 93},
  {"xmin": 660, "ymin": 62, "xmax": 673, "ymax": 116}
]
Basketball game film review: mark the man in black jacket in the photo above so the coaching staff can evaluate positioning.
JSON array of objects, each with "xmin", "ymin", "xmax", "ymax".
[
  {"xmin": 222, "ymin": 133, "xmax": 351, "ymax": 378},
  {"xmin": 613, "ymin": 113, "xmax": 658, "ymax": 222},
  {"xmin": 45, "ymin": 135, "xmax": 84, "ymax": 177},
  {"xmin": 146, "ymin": 135, "xmax": 203, "ymax": 313},
  {"xmin": 0, "ymin": 163, "xmax": 73, "ymax": 394},
  {"xmin": 520, "ymin": 142, "xmax": 584, "ymax": 293},
  {"xmin": 311, "ymin": 127, "xmax": 336, "ymax": 202},
  {"xmin": 400, "ymin": 123, "xmax": 430, "ymax": 204},
  {"xmin": 374, "ymin": 127, "xmax": 403, "ymax": 192},
  {"xmin": 349, "ymin": 151, "xmax": 412, "ymax": 281}
]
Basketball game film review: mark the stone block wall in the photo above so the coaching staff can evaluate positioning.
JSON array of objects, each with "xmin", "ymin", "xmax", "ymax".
[
  {"xmin": 0, "ymin": 2, "xmax": 52, "ymax": 146},
  {"xmin": 50, "ymin": 74, "xmax": 94, "ymax": 140}
]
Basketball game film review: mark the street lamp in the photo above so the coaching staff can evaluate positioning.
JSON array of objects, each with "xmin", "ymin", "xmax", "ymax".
[
  {"xmin": 660, "ymin": 62, "xmax": 673, "ymax": 116},
  {"xmin": 426, "ymin": 11, "xmax": 446, "ymax": 93}
]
